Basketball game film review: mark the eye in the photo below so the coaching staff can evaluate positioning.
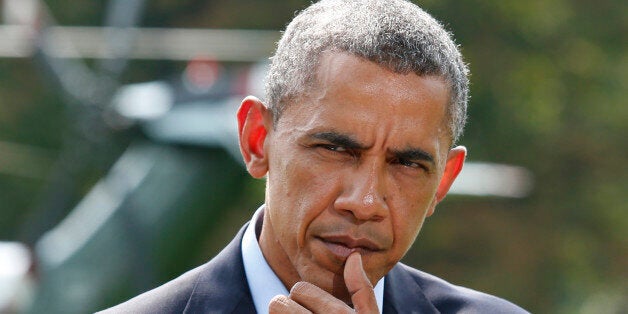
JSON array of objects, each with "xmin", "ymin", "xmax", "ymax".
[
  {"xmin": 320, "ymin": 144, "xmax": 348, "ymax": 153},
  {"xmin": 394, "ymin": 158, "xmax": 427, "ymax": 171},
  {"xmin": 313, "ymin": 144, "xmax": 356, "ymax": 160}
]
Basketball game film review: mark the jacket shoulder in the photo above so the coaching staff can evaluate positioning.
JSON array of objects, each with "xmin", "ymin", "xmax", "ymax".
[{"xmin": 397, "ymin": 263, "xmax": 529, "ymax": 314}]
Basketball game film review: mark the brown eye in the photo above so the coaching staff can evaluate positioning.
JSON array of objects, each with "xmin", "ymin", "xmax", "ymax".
[
  {"xmin": 317, "ymin": 144, "xmax": 348, "ymax": 153},
  {"xmin": 394, "ymin": 158, "xmax": 427, "ymax": 171},
  {"xmin": 399, "ymin": 159, "xmax": 419, "ymax": 168}
]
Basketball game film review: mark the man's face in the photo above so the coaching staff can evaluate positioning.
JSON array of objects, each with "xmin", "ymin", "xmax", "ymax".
[{"xmin": 249, "ymin": 52, "xmax": 458, "ymax": 299}]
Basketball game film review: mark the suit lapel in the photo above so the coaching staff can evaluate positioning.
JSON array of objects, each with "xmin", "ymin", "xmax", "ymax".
[
  {"xmin": 183, "ymin": 223, "xmax": 256, "ymax": 313},
  {"xmin": 383, "ymin": 263, "xmax": 440, "ymax": 314}
]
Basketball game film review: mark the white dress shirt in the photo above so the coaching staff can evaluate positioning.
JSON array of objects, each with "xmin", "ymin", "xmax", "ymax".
[{"xmin": 241, "ymin": 205, "xmax": 384, "ymax": 314}]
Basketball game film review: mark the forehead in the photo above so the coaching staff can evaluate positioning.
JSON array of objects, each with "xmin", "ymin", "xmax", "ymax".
[
  {"xmin": 317, "ymin": 52, "xmax": 448, "ymax": 108},
  {"xmin": 276, "ymin": 52, "xmax": 450, "ymax": 151}
]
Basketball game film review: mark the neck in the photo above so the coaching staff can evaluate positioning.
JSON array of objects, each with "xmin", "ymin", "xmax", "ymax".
[{"xmin": 258, "ymin": 211, "xmax": 302, "ymax": 291}]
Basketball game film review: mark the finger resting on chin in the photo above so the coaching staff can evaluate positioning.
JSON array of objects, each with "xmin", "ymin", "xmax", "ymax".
[
  {"xmin": 269, "ymin": 295, "xmax": 312, "ymax": 314},
  {"xmin": 344, "ymin": 253, "xmax": 372, "ymax": 294},
  {"xmin": 344, "ymin": 254, "xmax": 379, "ymax": 313}
]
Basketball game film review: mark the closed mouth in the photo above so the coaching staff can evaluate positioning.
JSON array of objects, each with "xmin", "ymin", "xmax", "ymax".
[{"xmin": 316, "ymin": 235, "xmax": 381, "ymax": 258}]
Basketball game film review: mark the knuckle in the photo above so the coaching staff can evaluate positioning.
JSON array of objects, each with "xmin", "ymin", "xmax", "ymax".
[
  {"xmin": 268, "ymin": 295, "xmax": 291, "ymax": 312},
  {"xmin": 289, "ymin": 281, "xmax": 313, "ymax": 297}
]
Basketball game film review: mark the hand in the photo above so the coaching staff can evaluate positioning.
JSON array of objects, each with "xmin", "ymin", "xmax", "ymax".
[{"xmin": 268, "ymin": 252, "xmax": 379, "ymax": 313}]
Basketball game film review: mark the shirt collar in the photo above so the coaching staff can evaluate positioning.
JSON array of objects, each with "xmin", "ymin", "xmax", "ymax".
[{"xmin": 241, "ymin": 205, "xmax": 385, "ymax": 314}]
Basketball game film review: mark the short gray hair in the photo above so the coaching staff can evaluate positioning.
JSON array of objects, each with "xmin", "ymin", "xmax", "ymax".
[{"xmin": 265, "ymin": 0, "xmax": 469, "ymax": 144}]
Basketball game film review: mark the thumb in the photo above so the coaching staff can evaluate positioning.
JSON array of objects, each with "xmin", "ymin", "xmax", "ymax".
[{"xmin": 344, "ymin": 252, "xmax": 378, "ymax": 313}]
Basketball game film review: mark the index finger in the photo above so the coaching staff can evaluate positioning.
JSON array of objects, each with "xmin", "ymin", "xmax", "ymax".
[{"xmin": 344, "ymin": 252, "xmax": 379, "ymax": 313}]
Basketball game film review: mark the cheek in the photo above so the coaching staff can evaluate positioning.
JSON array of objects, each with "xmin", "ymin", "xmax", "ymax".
[
  {"xmin": 397, "ymin": 211, "xmax": 426, "ymax": 250},
  {"xmin": 389, "ymin": 189, "xmax": 436, "ymax": 254},
  {"xmin": 268, "ymin": 153, "xmax": 341, "ymax": 248}
]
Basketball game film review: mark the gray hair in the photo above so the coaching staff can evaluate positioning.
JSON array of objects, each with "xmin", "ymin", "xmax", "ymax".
[{"xmin": 265, "ymin": 0, "xmax": 469, "ymax": 144}]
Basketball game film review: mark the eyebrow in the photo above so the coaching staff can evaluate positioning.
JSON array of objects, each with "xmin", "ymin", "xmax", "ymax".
[{"xmin": 308, "ymin": 132, "xmax": 367, "ymax": 150}]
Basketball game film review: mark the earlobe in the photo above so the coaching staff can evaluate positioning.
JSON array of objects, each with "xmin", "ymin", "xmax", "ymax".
[
  {"xmin": 426, "ymin": 146, "xmax": 467, "ymax": 217},
  {"xmin": 237, "ymin": 96, "xmax": 270, "ymax": 178}
]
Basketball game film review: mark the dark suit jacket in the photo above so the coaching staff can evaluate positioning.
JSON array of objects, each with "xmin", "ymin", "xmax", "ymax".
[{"xmin": 100, "ymin": 224, "xmax": 528, "ymax": 313}]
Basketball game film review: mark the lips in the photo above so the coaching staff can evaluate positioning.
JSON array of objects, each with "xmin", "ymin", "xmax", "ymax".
[{"xmin": 317, "ymin": 234, "xmax": 381, "ymax": 259}]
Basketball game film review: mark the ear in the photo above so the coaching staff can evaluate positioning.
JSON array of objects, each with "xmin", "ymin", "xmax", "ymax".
[
  {"xmin": 426, "ymin": 146, "xmax": 466, "ymax": 217},
  {"xmin": 237, "ymin": 96, "xmax": 271, "ymax": 178}
]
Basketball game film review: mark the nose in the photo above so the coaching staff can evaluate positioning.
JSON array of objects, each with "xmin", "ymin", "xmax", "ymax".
[{"xmin": 334, "ymin": 162, "xmax": 389, "ymax": 222}]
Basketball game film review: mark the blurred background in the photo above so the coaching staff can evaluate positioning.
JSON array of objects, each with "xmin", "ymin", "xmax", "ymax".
[{"xmin": 0, "ymin": 0, "xmax": 625, "ymax": 313}]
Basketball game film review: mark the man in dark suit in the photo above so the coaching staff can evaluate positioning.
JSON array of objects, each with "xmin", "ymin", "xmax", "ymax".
[{"xmin": 102, "ymin": 0, "xmax": 528, "ymax": 312}]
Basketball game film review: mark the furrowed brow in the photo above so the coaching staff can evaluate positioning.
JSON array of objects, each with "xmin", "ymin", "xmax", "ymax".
[{"xmin": 309, "ymin": 132, "xmax": 366, "ymax": 150}]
